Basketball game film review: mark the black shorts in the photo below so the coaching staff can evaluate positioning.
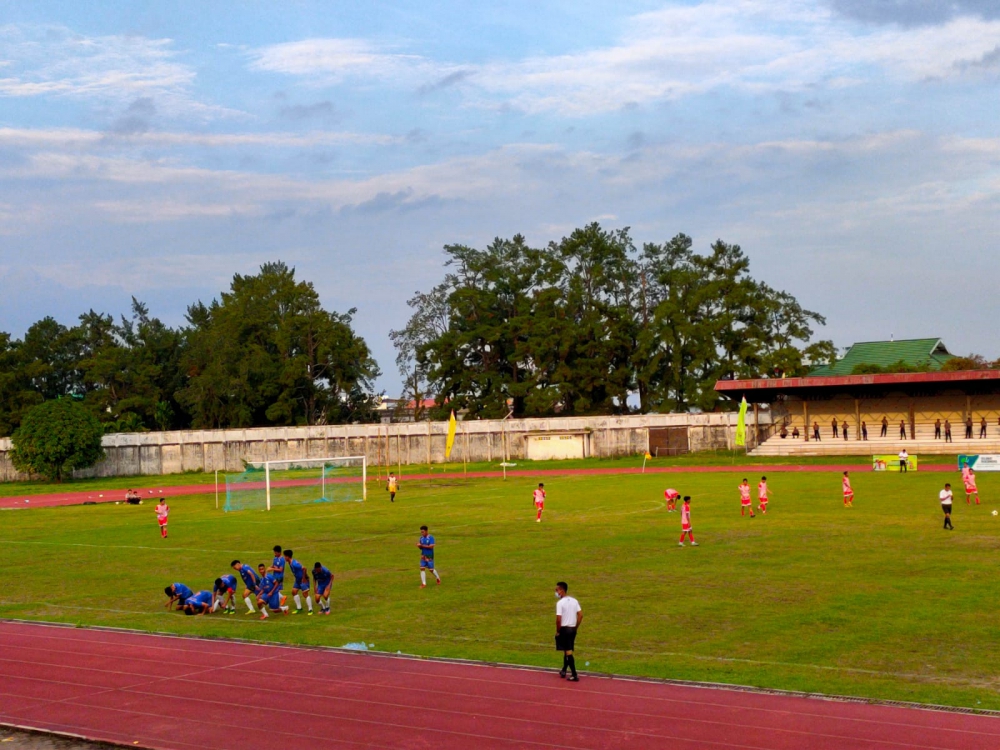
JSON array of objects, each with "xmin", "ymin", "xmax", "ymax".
[
  {"xmin": 555, "ymin": 626, "xmax": 577, "ymax": 651},
  {"xmin": 942, "ymin": 504, "xmax": 952, "ymax": 514}
]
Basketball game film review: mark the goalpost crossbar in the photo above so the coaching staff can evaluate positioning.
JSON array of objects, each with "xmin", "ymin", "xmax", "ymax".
[{"xmin": 223, "ymin": 456, "xmax": 367, "ymax": 512}]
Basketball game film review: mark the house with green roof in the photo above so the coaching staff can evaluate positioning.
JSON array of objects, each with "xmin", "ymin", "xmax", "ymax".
[{"xmin": 809, "ymin": 338, "xmax": 954, "ymax": 377}]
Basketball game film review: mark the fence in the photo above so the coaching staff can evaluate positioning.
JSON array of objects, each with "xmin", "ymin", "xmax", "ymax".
[{"xmin": 0, "ymin": 412, "xmax": 765, "ymax": 482}]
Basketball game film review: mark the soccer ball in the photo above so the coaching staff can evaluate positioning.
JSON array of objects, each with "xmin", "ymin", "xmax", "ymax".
[{"xmin": 992, "ymin": 510, "xmax": 997, "ymax": 517}]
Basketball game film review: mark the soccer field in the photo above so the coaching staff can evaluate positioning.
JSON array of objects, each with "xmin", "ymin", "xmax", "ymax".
[{"xmin": 2, "ymin": 467, "xmax": 997, "ymax": 710}]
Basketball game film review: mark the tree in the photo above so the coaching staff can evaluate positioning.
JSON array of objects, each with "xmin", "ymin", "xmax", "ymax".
[
  {"xmin": 10, "ymin": 399, "xmax": 105, "ymax": 481},
  {"xmin": 390, "ymin": 284, "xmax": 450, "ymax": 421}
]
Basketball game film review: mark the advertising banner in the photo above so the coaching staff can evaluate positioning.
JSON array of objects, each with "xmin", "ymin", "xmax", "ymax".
[
  {"xmin": 958, "ymin": 455, "xmax": 1000, "ymax": 472},
  {"xmin": 872, "ymin": 454, "xmax": 918, "ymax": 471}
]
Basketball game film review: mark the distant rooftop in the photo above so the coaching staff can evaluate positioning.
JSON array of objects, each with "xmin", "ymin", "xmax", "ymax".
[{"xmin": 810, "ymin": 338, "xmax": 954, "ymax": 377}]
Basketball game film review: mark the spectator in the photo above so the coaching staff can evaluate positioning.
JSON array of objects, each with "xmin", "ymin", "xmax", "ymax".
[
  {"xmin": 861, "ymin": 421, "xmax": 868, "ymax": 441},
  {"xmin": 981, "ymin": 416, "xmax": 988, "ymax": 439},
  {"xmin": 812, "ymin": 422, "xmax": 821, "ymax": 441},
  {"xmin": 945, "ymin": 419, "xmax": 953, "ymax": 443},
  {"xmin": 842, "ymin": 421, "xmax": 849, "ymax": 441},
  {"xmin": 934, "ymin": 419, "xmax": 941, "ymax": 439},
  {"xmin": 881, "ymin": 416, "xmax": 888, "ymax": 438},
  {"xmin": 899, "ymin": 420, "xmax": 907, "ymax": 440},
  {"xmin": 966, "ymin": 416, "xmax": 974, "ymax": 439},
  {"xmin": 832, "ymin": 417, "xmax": 839, "ymax": 439},
  {"xmin": 792, "ymin": 426, "xmax": 800, "ymax": 439}
]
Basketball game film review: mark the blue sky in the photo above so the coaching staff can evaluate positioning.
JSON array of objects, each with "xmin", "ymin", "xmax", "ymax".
[{"xmin": 1, "ymin": 0, "xmax": 999, "ymax": 392}]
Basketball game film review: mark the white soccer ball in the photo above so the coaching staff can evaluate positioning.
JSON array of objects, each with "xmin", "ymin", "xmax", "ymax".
[{"xmin": 992, "ymin": 510, "xmax": 998, "ymax": 517}]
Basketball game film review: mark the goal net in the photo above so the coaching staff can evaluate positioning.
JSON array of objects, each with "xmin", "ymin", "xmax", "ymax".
[{"xmin": 224, "ymin": 456, "xmax": 367, "ymax": 512}]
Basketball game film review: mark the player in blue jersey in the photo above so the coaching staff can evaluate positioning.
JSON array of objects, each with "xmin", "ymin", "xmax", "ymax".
[
  {"xmin": 417, "ymin": 525, "xmax": 441, "ymax": 588},
  {"xmin": 312, "ymin": 562, "xmax": 333, "ymax": 615},
  {"xmin": 268, "ymin": 545, "xmax": 286, "ymax": 592},
  {"xmin": 231, "ymin": 559, "xmax": 261, "ymax": 614},
  {"xmin": 212, "ymin": 574, "xmax": 238, "ymax": 614},
  {"xmin": 183, "ymin": 590, "xmax": 213, "ymax": 616},
  {"xmin": 255, "ymin": 563, "xmax": 288, "ymax": 620},
  {"xmin": 164, "ymin": 582, "xmax": 193, "ymax": 611},
  {"xmin": 283, "ymin": 549, "xmax": 313, "ymax": 615}
]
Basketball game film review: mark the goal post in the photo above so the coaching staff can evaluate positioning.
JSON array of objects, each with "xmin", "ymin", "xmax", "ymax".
[{"xmin": 224, "ymin": 456, "xmax": 367, "ymax": 512}]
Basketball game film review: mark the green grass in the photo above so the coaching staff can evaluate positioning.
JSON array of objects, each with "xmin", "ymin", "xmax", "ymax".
[{"xmin": 1, "ymin": 467, "xmax": 996, "ymax": 710}]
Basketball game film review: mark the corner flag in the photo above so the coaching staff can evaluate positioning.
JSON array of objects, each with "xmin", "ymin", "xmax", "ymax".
[
  {"xmin": 735, "ymin": 397, "xmax": 748, "ymax": 447},
  {"xmin": 445, "ymin": 410, "xmax": 457, "ymax": 459}
]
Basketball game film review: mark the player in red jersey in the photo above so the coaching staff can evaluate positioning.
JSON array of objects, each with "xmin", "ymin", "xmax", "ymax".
[
  {"xmin": 965, "ymin": 470, "xmax": 980, "ymax": 505},
  {"xmin": 678, "ymin": 496, "xmax": 697, "ymax": 546},
  {"xmin": 739, "ymin": 479, "xmax": 755, "ymax": 517},
  {"xmin": 533, "ymin": 483, "xmax": 546, "ymax": 523},
  {"xmin": 664, "ymin": 488, "xmax": 679, "ymax": 512},
  {"xmin": 842, "ymin": 471, "xmax": 854, "ymax": 507},
  {"xmin": 757, "ymin": 476, "xmax": 769, "ymax": 514},
  {"xmin": 154, "ymin": 499, "xmax": 169, "ymax": 538}
]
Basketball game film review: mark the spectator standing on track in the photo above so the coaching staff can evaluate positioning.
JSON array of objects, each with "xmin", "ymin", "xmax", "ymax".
[
  {"xmin": 940, "ymin": 483, "xmax": 954, "ymax": 530},
  {"xmin": 898, "ymin": 448, "xmax": 909, "ymax": 473},
  {"xmin": 981, "ymin": 417, "xmax": 988, "ymax": 439},
  {"xmin": 966, "ymin": 416, "xmax": 974, "ymax": 439},
  {"xmin": 555, "ymin": 582, "xmax": 582, "ymax": 682},
  {"xmin": 881, "ymin": 416, "xmax": 888, "ymax": 437},
  {"xmin": 934, "ymin": 419, "xmax": 942, "ymax": 439},
  {"xmin": 832, "ymin": 417, "xmax": 839, "ymax": 439},
  {"xmin": 945, "ymin": 419, "xmax": 953, "ymax": 442},
  {"xmin": 861, "ymin": 421, "xmax": 868, "ymax": 441}
]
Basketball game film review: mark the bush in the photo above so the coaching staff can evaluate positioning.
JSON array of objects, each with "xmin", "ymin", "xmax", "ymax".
[{"xmin": 10, "ymin": 399, "xmax": 105, "ymax": 481}]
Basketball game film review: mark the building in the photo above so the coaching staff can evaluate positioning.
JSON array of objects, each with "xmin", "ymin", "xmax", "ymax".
[{"xmin": 715, "ymin": 338, "xmax": 1000, "ymax": 456}]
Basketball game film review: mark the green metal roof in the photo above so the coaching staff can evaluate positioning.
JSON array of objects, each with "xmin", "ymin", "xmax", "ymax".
[{"xmin": 810, "ymin": 338, "xmax": 954, "ymax": 376}]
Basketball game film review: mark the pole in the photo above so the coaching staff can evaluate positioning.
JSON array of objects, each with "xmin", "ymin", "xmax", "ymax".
[
  {"xmin": 362, "ymin": 457, "xmax": 367, "ymax": 500},
  {"xmin": 321, "ymin": 461, "xmax": 326, "ymax": 502},
  {"xmin": 265, "ymin": 462, "xmax": 271, "ymax": 511},
  {"xmin": 215, "ymin": 469, "xmax": 219, "ymax": 510},
  {"xmin": 397, "ymin": 429, "xmax": 402, "ymax": 479},
  {"xmin": 463, "ymin": 423, "xmax": 468, "ymax": 477}
]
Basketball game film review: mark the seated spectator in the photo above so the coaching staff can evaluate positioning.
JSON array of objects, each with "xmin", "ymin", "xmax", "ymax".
[{"xmin": 792, "ymin": 426, "xmax": 800, "ymax": 438}]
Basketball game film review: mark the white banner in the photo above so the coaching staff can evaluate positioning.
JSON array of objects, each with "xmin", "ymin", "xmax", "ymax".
[{"xmin": 959, "ymin": 455, "xmax": 1000, "ymax": 472}]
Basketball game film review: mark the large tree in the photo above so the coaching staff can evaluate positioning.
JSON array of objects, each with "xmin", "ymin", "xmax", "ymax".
[{"xmin": 11, "ymin": 399, "xmax": 105, "ymax": 481}]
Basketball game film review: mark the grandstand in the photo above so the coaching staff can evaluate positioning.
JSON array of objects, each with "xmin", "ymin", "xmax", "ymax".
[{"xmin": 716, "ymin": 338, "xmax": 1000, "ymax": 456}]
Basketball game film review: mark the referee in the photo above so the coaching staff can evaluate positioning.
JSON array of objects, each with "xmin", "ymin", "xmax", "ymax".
[{"xmin": 555, "ymin": 582, "xmax": 582, "ymax": 682}]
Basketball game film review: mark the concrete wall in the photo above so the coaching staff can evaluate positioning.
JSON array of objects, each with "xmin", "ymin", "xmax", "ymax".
[{"xmin": 0, "ymin": 412, "xmax": 765, "ymax": 481}]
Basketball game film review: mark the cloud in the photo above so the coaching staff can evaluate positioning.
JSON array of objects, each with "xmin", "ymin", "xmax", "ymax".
[
  {"xmin": 248, "ymin": 38, "xmax": 443, "ymax": 83},
  {"xmin": 829, "ymin": 0, "xmax": 1000, "ymax": 27},
  {"xmin": 0, "ymin": 126, "xmax": 397, "ymax": 149},
  {"xmin": 278, "ymin": 100, "xmax": 340, "ymax": 121},
  {"xmin": 416, "ymin": 69, "xmax": 473, "ymax": 96},
  {"xmin": 109, "ymin": 96, "xmax": 157, "ymax": 135}
]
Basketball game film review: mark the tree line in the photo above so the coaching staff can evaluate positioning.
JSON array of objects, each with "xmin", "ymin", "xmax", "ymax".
[
  {"xmin": 0, "ymin": 262, "xmax": 379, "ymax": 437},
  {"xmin": 391, "ymin": 224, "xmax": 837, "ymax": 420}
]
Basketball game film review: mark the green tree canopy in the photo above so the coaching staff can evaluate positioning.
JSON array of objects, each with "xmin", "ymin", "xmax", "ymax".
[{"xmin": 11, "ymin": 399, "xmax": 105, "ymax": 481}]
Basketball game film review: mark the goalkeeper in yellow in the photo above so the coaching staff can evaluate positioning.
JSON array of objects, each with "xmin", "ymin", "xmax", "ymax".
[{"xmin": 387, "ymin": 472, "xmax": 398, "ymax": 502}]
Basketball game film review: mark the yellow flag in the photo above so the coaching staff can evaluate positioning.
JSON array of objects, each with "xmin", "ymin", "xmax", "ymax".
[
  {"xmin": 445, "ymin": 410, "xmax": 457, "ymax": 459},
  {"xmin": 735, "ymin": 397, "xmax": 748, "ymax": 447}
]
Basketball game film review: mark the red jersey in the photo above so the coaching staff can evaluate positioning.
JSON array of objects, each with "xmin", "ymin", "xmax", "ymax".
[
  {"xmin": 533, "ymin": 488, "xmax": 546, "ymax": 506},
  {"xmin": 681, "ymin": 504, "xmax": 691, "ymax": 530},
  {"xmin": 664, "ymin": 488, "xmax": 680, "ymax": 501},
  {"xmin": 842, "ymin": 477, "xmax": 853, "ymax": 495},
  {"xmin": 739, "ymin": 484, "xmax": 751, "ymax": 504},
  {"xmin": 757, "ymin": 481, "xmax": 768, "ymax": 500}
]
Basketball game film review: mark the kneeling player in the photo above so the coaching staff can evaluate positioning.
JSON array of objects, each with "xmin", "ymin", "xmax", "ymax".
[
  {"xmin": 284, "ymin": 549, "xmax": 313, "ymax": 615},
  {"xmin": 183, "ymin": 590, "xmax": 213, "ymax": 615},
  {"xmin": 164, "ymin": 582, "xmax": 193, "ymax": 611},
  {"xmin": 664, "ymin": 488, "xmax": 679, "ymax": 512},
  {"xmin": 256, "ymin": 563, "xmax": 288, "ymax": 620},
  {"xmin": 965, "ymin": 471, "xmax": 980, "ymax": 505},
  {"xmin": 313, "ymin": 562, "xmax": 333, "ymax": 615},
  {"xmin": 213, "ymin": 575, "xmax": 238, "ymax": 614},
  {"xmin": 231, "ymin": 559, "xmax": 261, "ymax": 614}
]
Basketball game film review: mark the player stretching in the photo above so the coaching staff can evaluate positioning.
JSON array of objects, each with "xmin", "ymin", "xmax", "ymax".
[
  {"xmin": 183, "ymin": 590, "xmax": 213, "ymax": 616},
  {"xmin": 313, "ymin": 562, "xmax": 333, "ymax": 615},
  {"xmin": 387, "ymin": 472, "xmax": 398, "ymax": 502},
  {"xmin": 164, "ymin": 582, "xmax": 192, "ymax": 611},
  {"xmin": 678, "ymin": 496, "xmax": 697, "ymax": 546},
  {"xmin": 758, "ymin": 476, "xmax": 769, "ymax": 514},
  {"xmin": 965, "ymin": 470, "xmax": 980, "ymax": 505},
  {"xmin": 256, "ymin": 563, "xmax": 288, "ymax": 620},
  {"xmin": 155, "ymin": 499, "xmax": 169, "ymax": 538},
  {"xmin": 534, "ymin": 483, "xmax": 546, "ymax": 522},
  {"xmin": 283, "ymin": 549, "xmax": 313, "ymax": 615},
  {"xmin": 418, "ymin": 525, "xmax": 441, "ymax": 587},
  {"xmin": 213, "ymin": 575, "xmax": 238, "ymax": 614},
  {"xmin": 231, "ymin": 559, "xmax": 261, "ymax": 614},
  {"xmin": 739, "ymin": 479, "xmax": 755, "ymax": 517},
  {"xmin": 842, "ymin": 471, "xmax": 854, "ymax": 507},
  {"xmin": 664, "ymin": 488, "xmax": 679, "ymax": 512}
]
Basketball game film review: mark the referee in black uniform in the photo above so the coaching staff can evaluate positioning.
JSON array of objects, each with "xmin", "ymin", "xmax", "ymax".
[{"xmin": 555, "ymin": 582, "xmax": 582, "ymax": 682}]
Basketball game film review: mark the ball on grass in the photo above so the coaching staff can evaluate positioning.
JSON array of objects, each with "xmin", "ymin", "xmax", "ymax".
[{"xmin": 993, "ymin": 510, "xmax": 998, "ymax": 517}]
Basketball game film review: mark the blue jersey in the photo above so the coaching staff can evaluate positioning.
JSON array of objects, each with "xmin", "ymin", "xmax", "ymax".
[
  {"xmin": 419, "ymin": 535, "xmax": 435, "ymax": 559},
  {"xmin": 188, "ymin": 591, "xmax": 212, "ymax": 608},
  {"xmin": 288, "ymin": 558, "xmax": 306, "ymax": 584},
  {"xmin": 271, "ymin": 555, "xmax": 285, "ymax": 581},
  {"xmin": 313, "ymin": 566, "xmax": 332, "ymax": 589},
  {"xmin": 173, "ymin": 583, "xmax": 193, "ymax": 602},
  {"xmin": 238, "ymin": 565, "xmax": 260, "ymax": 590},
  {"xmin": 258, "ymin": 573, "xmax": 278, "ymax": 598},
  {"xmin": 215, "ymin": 575, "xmax": 237, "ymax": 593}
]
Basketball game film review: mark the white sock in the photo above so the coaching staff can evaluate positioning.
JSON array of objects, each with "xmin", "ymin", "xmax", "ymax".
[
  {"xmin": 420, "ymin": 571, "xmax": 427, "ymax": 585},
  {"xmin": 260, "ymin": 607, "xmax": 268, "ymax": 618},
  {"xmin": 322, "ymin": 597, "xmax": 330, "ymax": 610},
  {"xmin": 294, "ymin": 594, "xmax": 302, "ymax": 610},
  {"xmin": 433, "ymin": 569, "xmax": 440, "ymax": 581},
  {"xmin": 305, "ymin": 596, "xmax": 313, "ymax": 612},
  {"xmin": 244, "ymin": 596, "xmax": 255, "ymax": 612}
]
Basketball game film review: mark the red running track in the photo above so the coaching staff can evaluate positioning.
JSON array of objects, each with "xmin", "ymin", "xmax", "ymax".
[
  {"xmin": 1, "ymin": 620, "xmax": 998, "ymax": 750},
  {"xmin": 0, "ymin": 463, "xmax": 957, "ymax": 510}
]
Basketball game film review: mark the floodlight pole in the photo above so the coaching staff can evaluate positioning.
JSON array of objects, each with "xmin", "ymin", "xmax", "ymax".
[{"xmin": 265, "ymin": 462, "xmax": 271, "ymax": 511}]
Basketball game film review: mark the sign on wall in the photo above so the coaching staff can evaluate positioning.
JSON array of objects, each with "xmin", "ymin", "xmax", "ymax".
[
  {"xmin": 872, "ymin": 454, "xmax": 918, "ymax": 471},
  {"xmin": 958, "ymin": 455, "xmax": 1000, "ymax": 472}
]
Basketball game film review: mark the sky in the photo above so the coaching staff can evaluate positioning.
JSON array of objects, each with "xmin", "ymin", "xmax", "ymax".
[{"xmin": 1, "ymin": 0, "xmax": 999, "ymax": 393}]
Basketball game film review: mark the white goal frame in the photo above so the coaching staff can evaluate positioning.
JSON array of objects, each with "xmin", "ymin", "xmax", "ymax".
[{"xmin": 252, "ymin": 456, "xmax": 367, "ymax": 510}]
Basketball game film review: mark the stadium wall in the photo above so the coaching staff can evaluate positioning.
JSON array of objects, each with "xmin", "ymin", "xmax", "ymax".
[{"xmin": 0, "ymin": 413, "xmax": 762, "ymax": 481}]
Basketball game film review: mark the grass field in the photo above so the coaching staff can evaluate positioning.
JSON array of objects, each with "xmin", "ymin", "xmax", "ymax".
[{"xmin": 2, "ymin": 465, "xmax": 997, "ymax": 710}]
